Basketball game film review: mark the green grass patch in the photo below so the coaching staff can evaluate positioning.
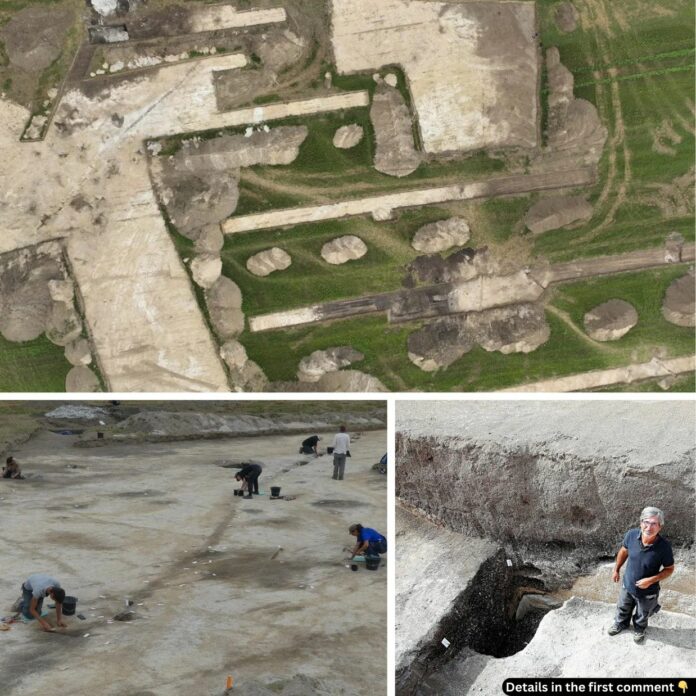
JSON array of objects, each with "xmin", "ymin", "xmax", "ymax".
[
  {"xmin": 239, "ymin": 266, "xmax": 693, "ymax": 391},
  {"xmin": 222, "ymin": 206, "xmax": 452, "ymax": 315},
  {"xmin": 0, "ymin": 334, "xmax": 71, "ymax": 392}
]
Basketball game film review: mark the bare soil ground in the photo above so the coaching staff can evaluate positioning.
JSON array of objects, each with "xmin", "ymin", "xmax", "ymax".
[{"xmin": 1, "ymin": 421, "xmax": 387, "ymax": 695}]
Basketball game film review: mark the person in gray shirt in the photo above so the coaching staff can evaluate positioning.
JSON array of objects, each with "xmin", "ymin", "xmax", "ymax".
[{"xmin": 21, "ymin": 574, "xmax": 67, "ymax": 631}]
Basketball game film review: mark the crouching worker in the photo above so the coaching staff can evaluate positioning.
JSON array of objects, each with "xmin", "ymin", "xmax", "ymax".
[
  {"xmin": 299, "ymin": 435, "xmax": 321, "ymax": 456},
  {"xmin": 2, "ymin": 457, "xmax": 24, "ymax": 479},
  {"xmin": 235, "ymin": 463, "xmax": 262, "ymax": 499},
  {"xmin": 349, "ymin": 524, "xmax": 387, "ymax": 559},
  {"xmin": 21, "ymin": 574, "xmax": 67, "ymax": 632}
]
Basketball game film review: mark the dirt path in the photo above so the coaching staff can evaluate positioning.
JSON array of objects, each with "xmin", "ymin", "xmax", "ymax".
[
  {"xmin": 248, "ymin": 245, "xmax": 694, "ymax": 331},
  {"xmin": 544, "ymin": 304, "xmax": 618, "ymax": 354}
]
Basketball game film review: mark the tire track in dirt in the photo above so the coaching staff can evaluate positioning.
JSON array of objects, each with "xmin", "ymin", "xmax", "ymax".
[{"xmin": 576, "ymin": 0, "xmax": 631, "ymax": 241}]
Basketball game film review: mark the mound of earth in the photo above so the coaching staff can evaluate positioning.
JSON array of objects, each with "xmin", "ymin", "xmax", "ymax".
[
  {"xmin": 531, "ymin": 48, "xmax": 607, "ymax": 172},
  {"xmin": 317, "ymin": 370, "xmax": 388, "ymax": 392},
  {"xmin": 0, "ymin": 244, "xmax": 69, "ymax": 342},
  {"xmin": 406, "ymin": 247, "xmax": 489, "ymax": 286},
  {"xmin": 45, "ymin": 302, "xmax": 82, "ymax": 347},
  {"xmin": 333, "ymin": 124, "xmax": 363, "ymax": 149},
  {"xmin": 645, "ymin": 167, "xmax": 695, "ymax": 218},
  {"xmin": 554, "ymin": 2, "xmax": 578, "ymax": 32},
  {"xmin": 45, "ymin": 405, "xmax": 109, "ymax": 420},
  {"xmin": 297, "ymin": 346, "xmax": 365, "ymax": 382},
  {"xmin": 64, "ymin": 339, "xmax": 92, "ymax": 367},
  {"xmin": 246, "ymin": 248, "xmax": 292, "ymax": 277},
  {"xmin": 370, "ymin": 84, "xmax": 421, "ymax": 177},
  {"xmin": 219, "ymin": 340, "xmax": 248, "ymax": 370},
  {"xmin": 662, "ymin": 271, "xmax": 695, "ymax": 327},
  {"xmin": 205, "ymin": 277, "xmax": 244, "ymax": 338},
  {"xmin": 152, "ymin": 127, "xmax": 307, "ymax": 237},
  {"xmin": 583, "ymin": 299, "xmax": 638, "ymax": 341},
  {"xmin": 227, "ymin": 359, "xmax": 269, "ymax": 392},
  {"xmin": 320, "ymin": 236, "xmax": 368, "ymax": 265},
  {"xmin": 65, "ymin": 366, "xmax": 100, "ymax": 392},
  {"xmin": 0, "ymin": 6, "xmax": 75, "ymax": 73},
  {"xmin": 408, "ymin": 304, "xmax": 550, "ymax": 371},
  {"xmin": 190, "ymin": 254, "xmax": 221, "ymax": 289},
  {"xmin": 524, "ymin": 196, "xmax": 593, "ymax": 234},
  {"xmin": 411, "ymin": 218, "xmax": 470, "ymax": 253},
  {"xmin": 194, "ymin": 224, "xmax": 224, "ymax": 254}
]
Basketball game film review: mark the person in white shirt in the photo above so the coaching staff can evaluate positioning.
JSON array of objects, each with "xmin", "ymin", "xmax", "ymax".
[{"xmin": 331, "ymin": 425, "xmax": 350, "ymax": 480}]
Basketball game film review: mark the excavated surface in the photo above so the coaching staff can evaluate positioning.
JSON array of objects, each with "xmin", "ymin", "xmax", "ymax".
[
  {"xmin": 1, "ymin": 427, "xmax": 387, "ymax": 695},
  {"xmin": 331, "ymin": 0, "xmax": 539, "ymax": 154}
]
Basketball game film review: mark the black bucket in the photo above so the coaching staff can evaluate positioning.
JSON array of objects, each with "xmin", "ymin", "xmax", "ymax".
[
  {"xmin": 365, "ymin": 555, "xmax": 381, "ymax": 571},
  {"xmin": 270, "ymin": 486, "xmax": 281, "ymax": 497},
  {"xmin": 62, "ymin": 596, "xmax": 77, "ymax": 616},
  {"xmin": 327, "ymin": 446, "xmax": 334, "ymax": 454}
]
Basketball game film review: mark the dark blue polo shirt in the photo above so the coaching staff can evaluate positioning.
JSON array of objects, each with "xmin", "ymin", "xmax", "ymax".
[
  {"xmin": 622, "ymin": 528, "xmax": 674, "ymax": 597},
  {"xmin": 359, "ymin": 527, "xmax": 386, "ymax": 544}
]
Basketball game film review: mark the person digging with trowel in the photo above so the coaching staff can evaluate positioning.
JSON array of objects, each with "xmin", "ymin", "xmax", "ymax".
[
  {"xmin": 299, "ymin": 434, "xmax": 321, "ymax": 456},
  {"xmin": 20, "ymin": 574, "xmax": 67, "ymax": 632},
  {"xmin": 348, "ymin": 524, "xmax": 387, "ymax": 560},
  {"xmin": 235, "ymin": 463, "xmax": 262, "ymax": 499}
]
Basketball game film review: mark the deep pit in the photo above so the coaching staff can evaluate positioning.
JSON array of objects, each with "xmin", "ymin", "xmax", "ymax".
[{"xmin": 396, "ymin": 401, "xmax": 695, "ymax": 694}]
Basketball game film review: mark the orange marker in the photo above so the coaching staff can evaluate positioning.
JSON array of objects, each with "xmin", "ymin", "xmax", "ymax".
[{"xmin": 226, "ymin": 675, "xmax": 233, "ymax": 689}]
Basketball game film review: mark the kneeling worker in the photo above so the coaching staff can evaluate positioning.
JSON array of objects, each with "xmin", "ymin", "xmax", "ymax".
[
  {"xmin": 21, "ymin": 574, "xmax": 67, "ymax": 632},
  {"xmin": 300, "ymin": 435, "xmax": 321, "ymax": 456},
  {"xmin": 2, "ymin": 456, "xmax": 24, "ymax": 479},
  {"xmin": 235, "ymin": 463, "xmax": 262, "ymax": 499},
  {"xmin": 349, "ymin": 523, "xmax": 387, "ymax": 559}
]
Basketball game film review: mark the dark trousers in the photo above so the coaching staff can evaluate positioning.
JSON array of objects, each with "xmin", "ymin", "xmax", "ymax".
[
  {"xmin": 367, "ymin": 539, "xmax": 388, "ymax": 556},
  {"xmin": 615, "ymin": 585, "xmax": 660, "ymax": 632},
  {"xmin": 246, "ymin": 471, "xmax": 260, "ymax": 494},
  {"xmin": 21, "ymin": 585, "xmax": 41, "ymax": 619}
]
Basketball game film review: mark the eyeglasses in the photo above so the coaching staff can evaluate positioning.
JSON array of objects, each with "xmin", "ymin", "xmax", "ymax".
[{"xmin": 641, "ymin": 520, "xmax": 660, "ymax": 527}]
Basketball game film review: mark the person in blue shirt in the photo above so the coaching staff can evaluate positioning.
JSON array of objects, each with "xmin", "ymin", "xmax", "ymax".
[
  {"xmin": 608, "ymin": 506, "xmax": 675, "ymax": 643},
  {"xmin": 349, "ymin": 523, "xmax": 387, "ymax": 559}
]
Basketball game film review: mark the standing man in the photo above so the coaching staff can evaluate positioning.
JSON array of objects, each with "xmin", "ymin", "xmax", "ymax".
[
  {"xmin": 21, "ymin": 574, "xmax": 67, "ymax": 632},
  {"xmin": 235, "ymin": 462, "xmax": 262, "ymax": 499},
  {"xmin": 348, "ymin": 524, "xmax": 387, "ymax": 559},
  {"xmin": 300, "ymin": 435, "xmax": 321, "ymax": 456},
  {"xmin": 332, "ymin": 425, "xmax": 350, "ymax": 481},
  {"xmin": 608, "ymin": 506, "xmax": 675, "ymax": 643}
]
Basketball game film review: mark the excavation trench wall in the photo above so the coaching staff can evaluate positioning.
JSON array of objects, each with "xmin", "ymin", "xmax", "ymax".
[
  {"xmin": 395, "ymin": 434, "xmax": 695, "ymax": 551},
  {"xmin": 397, "ymin": 548, "xmax": 511, "ymax": 694}
]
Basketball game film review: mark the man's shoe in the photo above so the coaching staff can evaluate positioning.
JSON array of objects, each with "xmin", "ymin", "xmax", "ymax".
[
  {"xmin": 633, "ymin": 630, "xmax": 646, "ymax": 643},
  {"xmin": 242, "ymin": 494, "xmax": 253, "ymax": 499},
  {"xmin": 607, "ymin": 624, "xmax": 625, "ymax": 636}
]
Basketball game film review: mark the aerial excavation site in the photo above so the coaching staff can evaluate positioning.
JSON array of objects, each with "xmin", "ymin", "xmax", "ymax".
[
  {"xmin": 0, "ymin": 400, "xmax": 388, "ymax": 694},
  {"xmin": 395, "ymin": 400, "xmax": 695, "ymax": 694},
  {"xmin": 0, "ymin": 0, "xmax": 694, "ymax": 392}
]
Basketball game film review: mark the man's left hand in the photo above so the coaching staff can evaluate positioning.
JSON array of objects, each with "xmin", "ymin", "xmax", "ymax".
[
  {"xmin": 56, "ymin": 620, "xmax": 67, "ymax": 628},
  {"xmin": 635, "ymin": 578, "xmax": 654, "ymax": 590}
]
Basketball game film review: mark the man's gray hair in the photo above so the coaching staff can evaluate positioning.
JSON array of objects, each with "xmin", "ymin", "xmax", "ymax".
[{"xmin": 640, "ymin": 506, "xmax": 665, "ymax": 525}]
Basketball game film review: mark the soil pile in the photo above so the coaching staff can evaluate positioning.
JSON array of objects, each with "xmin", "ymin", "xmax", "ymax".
[
  {"xmin": 407, "ymin": 303, "xmax": 550, "ymax": 371},
  {"xmin": 524, "ymin": 196, "xmax": 593, "ymax": 234},
  {"xmin": 583, "ymin": 299, "xmax": 638, "ymax": 341},
  {"xmin": 246, "ymin": 248, "xmax": 292, "ymax": 276},
  {"xmin": 370, "ymin": 84, "xmax": 421, "ymax": 177},
  {"xmin": 412, "ymin": 218, "xmax": 470, "ymax": 253},
  {"xmin": 321, "ymin": 236, "xmax": 368, "ymax": 264},
  {"xmin": 662, "ymin": 271, "xmax": 695, "ymax": 327}
]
